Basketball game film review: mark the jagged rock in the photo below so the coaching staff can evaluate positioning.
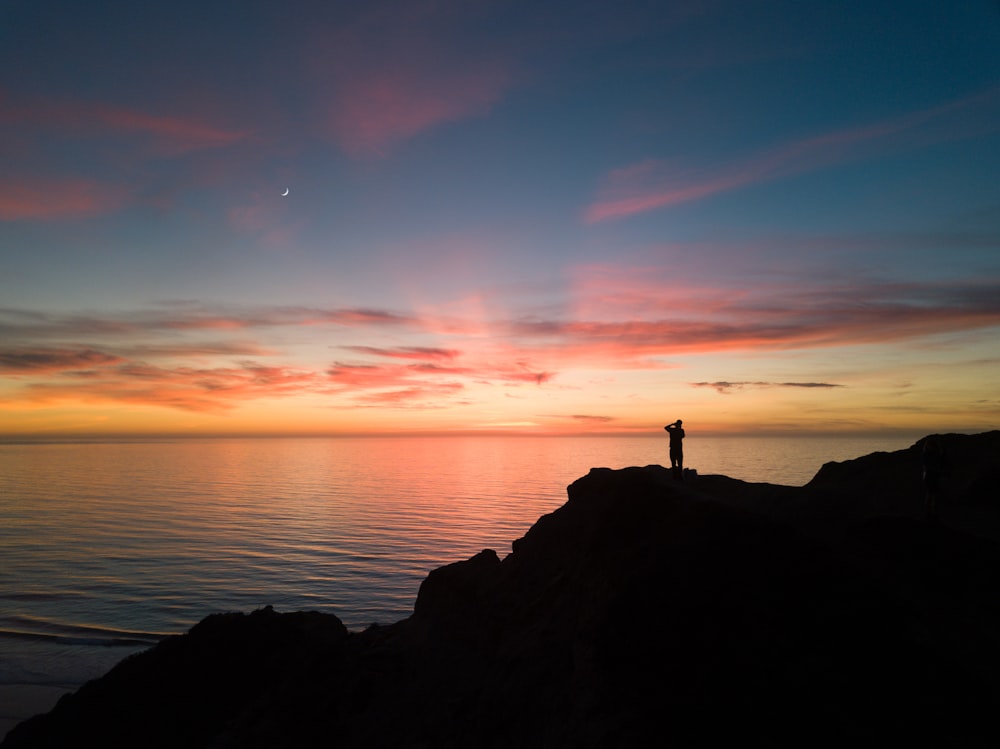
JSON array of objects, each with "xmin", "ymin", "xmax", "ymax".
[{"xmin": 5, "ymin": 433, "xmax": 1000, "ymax": 748}]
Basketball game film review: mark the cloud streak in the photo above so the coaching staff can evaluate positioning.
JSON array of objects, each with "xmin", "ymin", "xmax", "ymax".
[
  {"xmin": 512, "ymin": 271, "xmax": 1000, "ymax": 362},
  {"xmin": 0, "ymin": 178, "xmax": 127, "ymax": 221},
  {"xmin": 342, "ymin": 346, "xmax": 461, "ymax": 361},
  {"xmin": 0, "ymin": 305, "xmax": 418, "ymax": 342},
  {"xmin": 11, "ymin": 360, "xmax": 323, "ymax": 413},
  {"xmin": 325, "ymin": 65, "xmax": 510, "ymax": 156},
  {"xmin": 0, "ymin": 347, "xmax": 125, "ymax": 374},
  {"xmin": 311, "ymin": 4, "xmax": 514, "ymax": 155},
  {"xmin": 327, "ymin": 358, "xmax": 553, "ymax": 396},
  {"xmin": 585, "ymin": 86, "xmax": 1000, "ymax": 222},
  {"xmin": 1, "ymin": 93, "xmax": 251, "ymax": 155},
  {"xmin": 0, "ymin": 90, "xmax": 255, "ymax": 222},
  {"xmin": 691, "ymin": 381, "xmax": 844, "ymax": 394}
]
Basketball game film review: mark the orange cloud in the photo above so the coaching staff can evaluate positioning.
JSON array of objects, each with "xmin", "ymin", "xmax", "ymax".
[
  {"xmin": 327, "ymin": 362, "xmax": 431, "ymax": 388},
  {"xmin": 16, "ymin": 361, "xmax": 323, "ymax": 413},
  {"xmin": 342, "ymin": 346, "xmax": 461, "ymax": 361},
  {"xmin": 354, "ymin": 382, "xmax": 465, "ymax": 407}
]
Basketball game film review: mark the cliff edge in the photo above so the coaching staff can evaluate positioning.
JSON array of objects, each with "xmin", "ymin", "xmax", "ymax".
[{"xmin": 5, "ymin": 431, "xmax": 999, "ymax": 747}]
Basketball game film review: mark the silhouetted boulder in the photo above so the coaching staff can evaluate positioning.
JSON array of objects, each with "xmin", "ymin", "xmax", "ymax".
[
  {"xmin": 5, "ymin": 432, "xmax": 1000, "ymax": 748},
  {"xmin": 4, "ymin": 607, "xmax": 350, "ymax": 748},
  {"xmin": 807, "ymin": 431, "xmax": 1000, "ymax": 511}
]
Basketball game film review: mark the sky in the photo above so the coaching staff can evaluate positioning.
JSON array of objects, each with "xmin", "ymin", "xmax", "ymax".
[{"xmin": 2, "ymin": 0, "xmax": 999, "ymax": 438}]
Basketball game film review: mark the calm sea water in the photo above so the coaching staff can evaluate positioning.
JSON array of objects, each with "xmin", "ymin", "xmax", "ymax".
[{"xmin": 0, "ymin": 434, "xmax": 919, "ymax": 735}]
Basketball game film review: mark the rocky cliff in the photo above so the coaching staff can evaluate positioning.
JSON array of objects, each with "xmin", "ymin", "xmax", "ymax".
[{"xmin": 5, "ymin": 431, "xmax": 1000, "ymax": 748}]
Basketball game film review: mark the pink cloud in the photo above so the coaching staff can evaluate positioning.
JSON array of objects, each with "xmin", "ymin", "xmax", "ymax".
[
  {"xmin": 85, "ymin": 105, "xmax": 251, "ymax": 154},
  {"xmin": 566, "ymin": 262, "xmax": 739, "ymax": 321},
  {"xmin": 584, "ymin": 160, "xmax": 751, "ymax": 224},
  {"xmin": 227, "ymin": 191, "xmax": 284, "ymax": 236},
  {"xmin": 310, "ymin": 6, "xmax": 514, "ymax": 154},
  {"xmin": 326, "ymin": 66, "xmax": 510, "ymax": 155},
  {"xmin": 1, "ymin": 93, "xmax": 250, "ymax": 155},
  {"xmin": 0, "ymin": 178, "xmax": 126, "ymax": 221},
  {"xmin": 0, "ymin": 93, "xmax": 253, "ymax": 221},
  {"xmin": 504, "ymin": 276, "xmax": 1000, "ymax": 362},
  {"xmin": 585, "ymin": 86, "xmax": 1000, "ymax": 223}
]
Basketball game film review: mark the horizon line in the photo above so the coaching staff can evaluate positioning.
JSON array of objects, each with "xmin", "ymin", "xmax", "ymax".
[{"xmin": 0, "ymin": 428, "xmax": 960, "ymax": 444}]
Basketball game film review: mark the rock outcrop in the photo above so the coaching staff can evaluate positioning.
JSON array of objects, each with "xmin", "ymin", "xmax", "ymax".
[{"xmin": 5, "ymin": 431, "xmax": 1000, "ymax": 748}]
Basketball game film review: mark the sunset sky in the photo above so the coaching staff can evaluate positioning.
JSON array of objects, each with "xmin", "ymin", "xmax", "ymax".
[{"xmin": 2, "ymin": 0, "xmax": 999, "ymax": 437}]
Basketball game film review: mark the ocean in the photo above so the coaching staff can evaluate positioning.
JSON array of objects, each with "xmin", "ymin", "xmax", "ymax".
[{"xmin": 0, "ymin": 433, "xmax": 921, "ymax": 737}]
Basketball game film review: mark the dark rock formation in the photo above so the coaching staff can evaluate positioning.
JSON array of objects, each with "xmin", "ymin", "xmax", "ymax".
[{"xmin": 5, "ymin": 432, "xmax": 1000, "ymax": 748}]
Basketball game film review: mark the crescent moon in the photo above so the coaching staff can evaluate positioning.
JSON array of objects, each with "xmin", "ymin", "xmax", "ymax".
[{"xmin": 281, "ymin": 188, "xmax": 289, "ymax": 197}]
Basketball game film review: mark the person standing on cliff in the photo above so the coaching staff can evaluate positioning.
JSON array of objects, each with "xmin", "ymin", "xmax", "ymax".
[{"xmin": 664, "ymin": 420, "xmax": 685, "ymax": 479}]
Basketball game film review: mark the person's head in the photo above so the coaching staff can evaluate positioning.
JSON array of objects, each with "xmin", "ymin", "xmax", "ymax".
[{"xmin": 676, "ymin": 419, "xmax": 683, "ymax": 426}]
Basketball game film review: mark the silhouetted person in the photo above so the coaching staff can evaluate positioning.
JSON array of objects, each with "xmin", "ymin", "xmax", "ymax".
[
  {"xmin": 664, "ymin": 420, "xmax": 685, "ymax": 479},
  {"xmin": 921, "ymin": 435, "xmax": 949, "ymax": 520}
]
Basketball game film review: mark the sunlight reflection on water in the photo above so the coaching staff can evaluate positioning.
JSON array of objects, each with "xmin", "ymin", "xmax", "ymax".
[
  {"xmin": 1, "ymin": 434, "xmax": 917, "ymax": 637},
  {"xmin": 0, "ymin": 434, "xmax": 922, "ymax": 731}
]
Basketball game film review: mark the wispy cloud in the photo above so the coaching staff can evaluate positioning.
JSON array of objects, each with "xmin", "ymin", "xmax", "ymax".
[
  {"xmin": 326, "ymin": 358, "xmax": 552, "ymax": 393},
  {"xmin": 0, "ymin": 305, "xmax": 418, "ymax": 341},
  {"xmin": 0, "ymin": 347, "xmax": 125, "ymax": 373},
  {"xmin": 0, "ymin": 303, "xmax": 555, "ymax": 413},
  {"xmin": 532, "ymin": 267, "xmax": 1000, "ymax": 360},
  {"xmin": 0, "ymin": 178, "xmax": 127, "ymax": 221},
  {"xmin": 325, "ymin": 65, "xmax": 510, "ymax": 156},
  {"xmin": 506, "ymin": 279, "xmax": 1000, "ymax": 359},
  {"xmin": 0, "ymin": 92, "xmax": 253, "ymax": 221},
  {"xmin": 12, "ymin": 360, "xmax": 323, "ymax": 413},
  {"xmin": 342, "ymin": 346, "xmax": 461, "ymax": 360},
  {"xmin": 691, "ymin": 381, "xmax": 844, "ymax": 394},
  {"xmin": 353, "ymin": 382, "xmax": 466, "ymax": 407},
  {"xmin": 585, "ymin": 85, "xmax": 1000, "ymax": 223},
  {"xmin": 311, "ymin": 4, "xmax": 514, "ymax": 155},
  {"xmin": 0, "ymin": 93, "xmax": 251, "ymax": 155}
]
